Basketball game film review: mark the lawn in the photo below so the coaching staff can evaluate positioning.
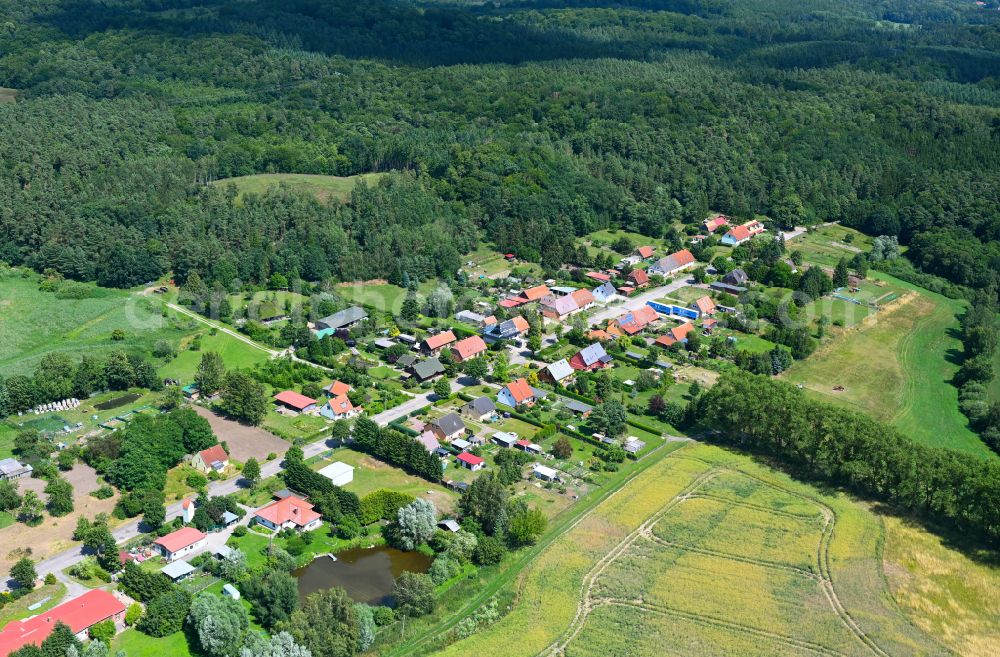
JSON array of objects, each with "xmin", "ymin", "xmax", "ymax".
[
  {"xmin": 228, "ymin": 290, "xmax": 310, "ymax": 322},
  {"xmin": 432, "ymin": 443, "xmax": 950, "ymax": 657},
  {"xmin": 0, "ymin": 583, "xmax": 66, "ymax": 625},
  {"xmin": 112, "ymin": 629, "xmax": 192, "ymax": 657},
  {"xmin": 781, "ymin": 273, "xmax": 992, "ymax": 458},
  {"xmin": 157, "ymin": 328, "xmax": 271, "ymax": 382},
  {"xmin": 0, "ymin": 269, "xmax": 186, "ymax": 377},
  {"xmin": 212, "ymin": 172, "xmax": 385, "ymax": 204},
  {"xmin": 335, "ymin": 279, "xmax": 437, "ymax": 315},
  {"xmin": 0, "ymin": 511, "xmax": 12, "ymax": 529},
  {"xmin": 788, "ymin": 224, "xmax": 873, "ymax": 268},
  {"xmin": 310, "ymin": 447, "xmax": 459, "ymax": 510}
]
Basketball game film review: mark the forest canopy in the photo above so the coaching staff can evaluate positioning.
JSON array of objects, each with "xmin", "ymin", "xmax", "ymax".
[{"xmin": 0, "ymin": 0, "xmax": 999, "ymax": 293}]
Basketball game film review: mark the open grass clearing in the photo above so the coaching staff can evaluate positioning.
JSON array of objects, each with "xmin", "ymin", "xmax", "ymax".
[
  {"xmin": 212, "ymin": 172, "xmax": 385, "ymax": 204},
  {"xmin": 157, "ymin": 328, "xmax": 271, "ymax": 383},
  {"xmin": 112, "ymin": 628, "xmax": 192, "ymax": 657},
  {"xmin": 781, "ymin": 274, "xmax": 991, "ymax": 458},
  {"xmin": 0, "ymin": 582, "xmax": 66, "ymax": 625},
  {"xmin": 790, "ymin": 224, "xmax": 873, "ymax": 268},
  {"xmin": 0, "ymin": 87, "xmax": 17, "ymax": 103},
  {"xmin": 0, "ymin": 270, "xmax": 186, "ymax": 377}
]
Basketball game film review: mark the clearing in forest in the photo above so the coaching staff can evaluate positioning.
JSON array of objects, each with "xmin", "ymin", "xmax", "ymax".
[
  {"xmin": 212, "ymin": 172, "xmax": 385, "ymax": 203},
  {"xmin": 431, "ymin": 443, "xmax": 947, "ymax": 657},
  {"xmin": 0, "ymin": 88, "xmax": 16, "ymax": 103}
]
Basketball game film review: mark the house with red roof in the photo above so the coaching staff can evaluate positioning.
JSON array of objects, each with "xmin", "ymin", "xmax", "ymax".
[
  {"xmin": 0, "ymin": 590, "xmax": 126, "ymax": 654},
  {"xmin": 450, "ymin": 335, "xmax": 488, "ymax": 362},
  {"xmin": 609, "ymin": 305, "xmax": 661, "ymax": 336},
  {"xmin": 498, "ymin": 297, "xmax": 527, "ymax": 309},
  {"xmin": 422, "ymin": 330, "xmax": 457, "ymax": 354},
  {"xmin": 635, "ymin": 245, "xmax": 655, "ymax": 259},
  {"xmin": 570, "ymin": 288, "xmax": 595, "ymax": 311},
  {"xmin": 273, "ymin": 390, "xmax": 318, "ymax": 413},
  {"xmin": 191, "ymin": 444, "xmax": 229, "ymax": 474},
  {"xmin": 153, "ymin": 526, "xmax": 207, "ymax": 562},
  {"xmin": 628, "ymin": 268, "xmax": 650, "ymax": 288},
  {"xmin": 721, "ymin": 220, "xmax": 765, "ymax": 246},
  {"xmin": 324, "ymin": 380, "xmax": 351, "ymax": 397},
  {"xmin": 691, "ymin": 295, "xmax": 717, "ymax": 317},
  {"xmin": 704, "ymin": 215, "xmax": 730, "ymax": 233},
  {"xmin": 655, "ymin": 322, "xmax": 696, "ymax": 347},
  {"xmin": 321, "ymin": 394, "xmax": 362, "ymax": 421},
  {"xmin": 648, "ymin": 249, "xmax": 697, "ymax": 277},
  {"xmin": 253, "ymin": 495, "xmax": 322, "ymax": 533},
  {"xmin": 497, "ymin": 378, "xmax": 536, "ymax": 408},
  {"xmin": 585, "ymin": 271, "xmax": 612, "ymax": 283},
  {"xmin": 456, "ymin": 452, "xmax": 484, "ymax": 471},
  {"xmin": 522, "ymin": 285, "xmax": 551, "ymax": 302}
]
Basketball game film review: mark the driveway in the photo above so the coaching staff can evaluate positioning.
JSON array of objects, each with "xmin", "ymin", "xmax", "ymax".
[{"xmin": 585, "ymin": 278, "xmax": 694, "ymax": 328}]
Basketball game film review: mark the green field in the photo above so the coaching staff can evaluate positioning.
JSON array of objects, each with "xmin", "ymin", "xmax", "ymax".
[
  {"xmin": 430, "ymin": 444, "xmax": 947, "ymax": 657},
  {"xmin": 212, "ymin": 173, "xmax": 385, "ymax": 204},
  {"xmin": 782, "ymin": 273, "xmax": 991, "ymax": 458},
  {"xmin": 0, "ymin": 87, "xmax": 16, "ymax": 103},
  {"xmin": 311, "ymin": 447, "xmax": 459, "ymax": 507},
  {"xmin": 157, "ymin": 329, "xmax": 271, "ymax": 382},
  {"xmin": 788, "ymin": 224, "xmax": 873, "ymax": 268},
  {"xmin": 335, "ymin": 279, "xmax": 438, "ymax": 315},
  {"xmin": 0, "ymin": 270, "xmax": 185, "ymax": 377}
]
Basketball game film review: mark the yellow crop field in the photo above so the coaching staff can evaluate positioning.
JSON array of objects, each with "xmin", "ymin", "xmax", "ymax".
[{"xmin": 429, "ymin": 444, "xmax": 950, "ymax": 657}]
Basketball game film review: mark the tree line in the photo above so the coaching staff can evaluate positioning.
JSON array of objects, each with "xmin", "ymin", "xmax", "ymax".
[{"xmin": 694, "ymin": 370, "xmax": 1000, "ymax": 546}]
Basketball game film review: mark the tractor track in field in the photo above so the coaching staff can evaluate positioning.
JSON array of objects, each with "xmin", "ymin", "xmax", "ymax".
[
  {"xmin": 641, "ymin": 533, "xmax": 821, "ymax": 580},
  {"xmin": 599, "ymin": 599, "xmax": 851, "ymax": 657},
  {"xmin": 537, "ymin": 467, "xmax": 723, "ymax": 657},
  {"xmin": 684, "ymin": 491, "xmax": 827, "ymax": 521},
  {"xmin": 538, "ymin": 464, "xmax": 892, "ymax": 657}
]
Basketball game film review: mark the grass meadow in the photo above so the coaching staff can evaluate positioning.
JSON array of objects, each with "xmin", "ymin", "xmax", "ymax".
[
  {"xmin": 0, "ymin": 270, "xmax": 185, "ymax": 377},
  {"xmin": 781, "ymin": 273, "xmax": 991, "ymax": 458},
  {"xmin": 431, "ymin": 443, "xmax": 952, "ymax": 657},
  {"xmin": 211, "ymin": 172, "xmax": 385, "ymax": 204}
]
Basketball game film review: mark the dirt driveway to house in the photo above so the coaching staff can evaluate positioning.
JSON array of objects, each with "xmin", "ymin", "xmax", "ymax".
[{"xmin": 193, "ymin": 405, "xmax": 290, "ymax": 463}]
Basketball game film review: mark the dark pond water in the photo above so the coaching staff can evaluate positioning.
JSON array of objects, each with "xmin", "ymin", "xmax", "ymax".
[
  {"xmin": 94, "ymin": 393, "xmax": 141, "ymax": 410},
  {"xmin": 293, "ymin": 545, "xmax": 432, "ymax": 606}
]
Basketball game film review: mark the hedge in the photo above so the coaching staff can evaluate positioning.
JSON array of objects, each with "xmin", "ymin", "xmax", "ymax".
[
  {"xmin": 548, "ymin": 385, "xmax": 598, "ymax": 406},
  {"xmin": 408, "ymin": 405, "xmax": 431, "ymax": 418},
  {"xmin": 389, "ymin": 421, "xmax": 419, "ymax": 437}
]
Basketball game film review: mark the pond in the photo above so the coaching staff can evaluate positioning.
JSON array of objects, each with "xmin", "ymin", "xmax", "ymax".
[
  {"xmin": 94, "ymin": 393, "xmax": 141, "ymax": 410},
  {"xmin": 293, "ymin": 546, "xmax": 432, "ymax": 606}
]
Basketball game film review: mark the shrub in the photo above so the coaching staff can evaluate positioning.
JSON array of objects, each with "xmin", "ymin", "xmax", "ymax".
[
  {"xmin": 372, "ymin": 606, "xmax": 394, "ymax": 626},
  {"xmin": 125, "ymin": 602, "xmax": 143, "ymax": 626},
  {"xmin": 91, "ymin": 485, "xmax": 114, "ymax": 499},
  {"xmin": 232, "ymin": 525, "xmax": 247, "ymax": 538}
]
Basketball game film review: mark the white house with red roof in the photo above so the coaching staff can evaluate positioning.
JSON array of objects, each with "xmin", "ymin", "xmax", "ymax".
[
  {"xmin": 0, "ymin": 590, "xmax": 126, "ymax": 653},
  {"xmin": 153, "ymin": 526, "xmax": 207, "ymax": 562},
  {"xmin": 253, "ymin": 495, "xmax": 322, "ymax": 533},
  {"xmin": 691, "ymin": 295, "xmax": 717, "ymax": 317},
  {"xmin": 704, "ymin": 214, "xmax": 730, "ymax": 233},
  {"xmin": 497, "ymin": 378, "xmax": 536, "ymax": 408},
  {"xmin": 721, "ymin": 220, "xmax": 765, "ymax": 246},
  {"xmin": 191, "ymin": 444, "xmax": 229, "ymax": 474},
  {"xmin": 321, "ymin": 394, "xmax": 362, "ymax": 421},
  {"xmin": 456, "ymin": 452, "xmax": 484, "ymax": 471},
  {"xmin": 273, "ymin": 390, "xmax": 318, "ymax": 414}
]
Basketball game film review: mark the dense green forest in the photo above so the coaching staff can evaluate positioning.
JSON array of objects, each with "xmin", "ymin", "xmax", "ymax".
[{"xmin": 0, "ymin": 0, "xmax": 999, "ymax": 292}]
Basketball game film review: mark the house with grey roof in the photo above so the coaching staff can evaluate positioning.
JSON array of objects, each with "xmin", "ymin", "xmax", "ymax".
[
  {"xmin": 0, "ymin": 458, "xmax": 32, "ymax": 480},
  {"xmin": 544, "ymin": 358, "xmax": 575, "ymax": 384},
  {"xmin": 592, "ymin": 281, "xmax": 618, "ymax": 303},
  {"xmin": 429, "ymin": 412, "xmax": 467, "ymax": 442},
  {"xmin": 411, "ymin": 358, "xmax": 445, "ymax": 382},
  {"xmin": 461, "ymin": 396, "xmax": 497, "ymax": 421},
  {"xmin": 455, "ymin": 310, "xmax": 487, "ymax": 326},
  {"xmin": 314, "ymin": 306, "xmax": 367, "ymax": 333}
]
